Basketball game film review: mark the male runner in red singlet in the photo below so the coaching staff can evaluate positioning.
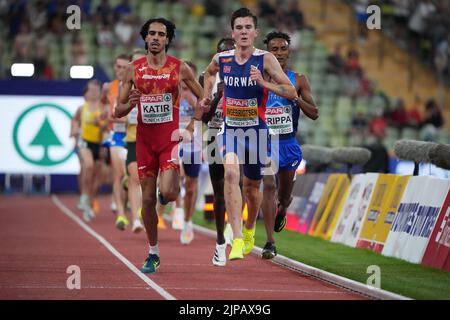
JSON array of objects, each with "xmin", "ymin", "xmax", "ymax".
[{"xmin": 118, "ymin": 17, "xmax": 205, "ymax": 274}]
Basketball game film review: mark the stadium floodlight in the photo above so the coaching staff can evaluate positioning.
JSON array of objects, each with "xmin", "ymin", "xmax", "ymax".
[
  {"xmin": 70, "ymin": 65, "xmax": 94, "ymax": 79},
  {"xmin": 11, "ymin": 63, "xmax": 35, "ymax": 77}
]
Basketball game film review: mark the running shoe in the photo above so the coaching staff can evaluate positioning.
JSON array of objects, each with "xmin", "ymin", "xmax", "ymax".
[
  {"xmin": 180, "ymin": 221, "xmax": 194, "ymax": 245},
  {"xmin": 83, "ymin": 205, "xmax": 94, "ymax": 222},
  {"xmin": 140, "ymin": 254, "xmax": 160, "ymax": 273},
  {"xmin": 158, "ymin": 215, "xmax": 167, "ymax": 229},
  {"xmin": 132, "ymin": 219, "xmax": 144, "ymax": 233},
  {"xmin": 212, "ymin": 242, "xmax": 227, "ymax": 266},
  {"xmin": 77, "ymin": 195, "xmax": 86, "ymax": 210},
  {"xmin": 274, "ymin": 212, "xmax": 287, "ymax": 233},
  {"xmin": 110, "ymin": 201, "xmax": 117, "ymax": 213},
  {"xmin": 115, "ymin": 215, "xmax": 129, "ymax": 231},
  {"xmin": 243, "ymin": 225, "xmax": 255, "ymax": 255},
  {"xmin": 229, "ymin": 238, "xmax": 244, "ymax": 260},
  {"xmin": 138, "ymin": 207, "xmax": 142, "ymax": 219},
  {"xmin": 92, "ymin": 199, "xmax": 100, "ymax": 215},
  {"xmin": 172, "ymin": 208, "xmax": 184, "ymax": 230},
  {"xmin": 261, "ymin": 242, "xmax": 277, "ymax": 260},
  {"xmin": 224, "ymin": 223, "xmax": 233, "ymax": 246}
]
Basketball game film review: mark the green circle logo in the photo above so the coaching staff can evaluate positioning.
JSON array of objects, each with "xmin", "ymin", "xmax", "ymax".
[
  {"xmin": 13, "ymin": 103, "xmax": 74, "ymax": 166},
  {"xmin": 164, "ymin": 94, "xmax": 171, "ymax": 102}
]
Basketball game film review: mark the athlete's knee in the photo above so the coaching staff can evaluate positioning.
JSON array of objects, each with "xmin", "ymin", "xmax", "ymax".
[
  {"xmin": 263, "ymin": 176, "xmax": 276, "ymax": 195},
  {"xmin": 142, "ymin": 193, "xmax": 157, "ymax": 211},
  {"xmin": 161, "ymin": 184, "xmax": 179, "ymax": 202},
  {"xmin": 224, "ymin": 168, "xmax": 240, "ymax": 185},
  {"xmin": 244, "ymin": 185, "xmax": 260, "ymax": 204}
]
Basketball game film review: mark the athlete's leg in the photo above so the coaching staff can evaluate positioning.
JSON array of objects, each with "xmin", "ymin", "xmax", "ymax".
[
  {"xmin": 140, "ymin": 175, "xmax": 158, "ymax": 245},
  {"xmin": 261, "ymin": 173, "xmax": 277, "ymax": 243},
  {"xmin": 79, "ymin": 147, "xmax": 94, "ymax": 203},
  {"xmin": 243, "ymin": 176, "xmax": 262, "ymax": 230},
  {"xmin": 110, "ymin": 146, "xmax": 127, "ymax": 217},
  {"xmin": 223, "ymin": 153, "xmax": 243, "ymax": 239},
  {"xmin": 183, "ymin": 175, "xmax": 198, "ymax": 222},
  {"xmin": 128, "ymin": 161, "xmax": 143, "ymax": 232},
  {"xmin": 276, "ymin": 169, "xmax": 296, "ymax": 218},
  {"xmin": 159, "ymin": 168, "xmax": 180, "ymax": 203}
]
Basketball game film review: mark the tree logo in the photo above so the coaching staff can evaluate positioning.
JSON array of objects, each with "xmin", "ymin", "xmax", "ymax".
[{"xmin": 13, "ymin": 103, "xmax": 74, "ymax": 166}]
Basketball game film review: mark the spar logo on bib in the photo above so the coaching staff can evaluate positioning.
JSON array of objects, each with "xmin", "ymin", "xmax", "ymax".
[
  {"xmin": 265, "ymin": 105, "xmax": 293, "ymax": 135},
  {"xmin": 140, "ymin": 93, "xmax": 173, "ymax": 124},
  {"xmin": 225, "ymin": 98, "xmax": 258, "ymax": 127},
  {"xmin": 13, "ymin": 103, "xmax": 74, "ymax": 166}
]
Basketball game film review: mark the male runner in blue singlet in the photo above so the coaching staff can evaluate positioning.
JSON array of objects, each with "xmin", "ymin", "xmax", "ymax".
[
  {"xmin": 200, "ymin": 8, "xmax": 298, "ymax": 261},
  {"xmin": 261, "ymin": 31, "xmax": 319, "ymax": 259}
]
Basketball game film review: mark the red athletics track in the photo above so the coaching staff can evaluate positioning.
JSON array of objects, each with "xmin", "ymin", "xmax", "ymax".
[{"xmin": 0, "ymin": 194, "xmax": 365, "ymax": 300}]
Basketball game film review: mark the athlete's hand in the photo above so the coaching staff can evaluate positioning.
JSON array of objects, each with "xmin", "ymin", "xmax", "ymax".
[
  {"xmin": 250, "ymin": 65, "xmax": 265, "ymax": 86},
  {"xmin": 217, "ymin": 81, "xmax": 224, "ymax": 96},
  {"xmin": 199, "ymin": 97, "xmax": 212, "ymax": 113},
  {"xmin": 129, "ymin": 89, "xmax": 141, "ymax": 106}
]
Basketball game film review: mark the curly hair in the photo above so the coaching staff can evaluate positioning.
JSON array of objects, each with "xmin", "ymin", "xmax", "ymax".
[
  {"xmin": 140, "ymin": 17, "xmax": 176, "ymax": 52},
  {"xmin": 263, "ymin": 31, "xmax": 291, "ymax": 46}
]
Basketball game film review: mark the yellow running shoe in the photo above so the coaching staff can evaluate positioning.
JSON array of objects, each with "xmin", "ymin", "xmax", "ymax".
[
  {"xmin": 243, "ymin": 226, "xmax": 255, "ymax": 255},
  {"xmin": 115, "ymin": 215, "xmax": 129, "ymax": 231},
  {"xmin": 229, "ymin": 238, "xmax": 244, "ymax": 260},
  {"xmin": 158, "ymin": 214, "xmax": 167, "ymax": 229},
  {"xmin": 92, "ymin": 199, "xmax": 100, "ymax": 216}
]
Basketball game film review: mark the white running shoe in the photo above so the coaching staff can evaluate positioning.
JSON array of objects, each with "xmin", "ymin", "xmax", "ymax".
[
  {"xmin": 172, "ymin": 208, "xmax": 185, "ymax": 230},
  {"xmin": 83, "ymin": 205, "xmax": 94, "ymax": 222},
  {"xmin": 224, "ymin": 223, "xmax": 234, "ymax": 246},
  {"xmin": 180, "ymin": 220, "xmax": 194, "ymax": 245},
  {"xmin": 110, "ymin": 201, "xmax": 117, "ymax": 213},
  {"xmin": 77, "ymin": 194, "xmax": 88, "ymax": 210},
  {"xmin": 132, "ymin": 219, "xmax": 144, "ymax": 233},
  {"xmin": 212, "ymin": 242, "xmax": 227, "ymax": 266}
]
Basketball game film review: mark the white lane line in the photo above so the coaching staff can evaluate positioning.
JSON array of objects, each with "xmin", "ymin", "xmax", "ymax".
[
  {"xmin": 164, "ymin": 287, "xmax": 347, "ymax": 294},
  {"xmin": 52, "ymin": 195, "xmax": 176, "ymax": 300}
]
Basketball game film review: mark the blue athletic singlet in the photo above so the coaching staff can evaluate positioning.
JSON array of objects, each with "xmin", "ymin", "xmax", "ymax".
[
  {"xmin": 266, "ymin": 69, "xmax": 302, "ymax": 171},
  {"xmin": 216, "ymin": 48, "xmax": 270, "ymax": 180}
]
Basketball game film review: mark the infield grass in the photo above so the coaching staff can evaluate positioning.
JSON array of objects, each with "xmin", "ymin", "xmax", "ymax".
[{"xmin": 193, "ymin": 213, "xmax": 450, "ymax": 300}]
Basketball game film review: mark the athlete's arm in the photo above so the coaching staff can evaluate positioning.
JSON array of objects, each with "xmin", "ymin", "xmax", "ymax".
[
  {"xmin": 199, "ymin": 54, "xmax": 220, "ymax": 108},
  {"xmin": 251, "ymin": 53, "xmax": 297, "ymax": 100},
  {"xmin": 202, "ymin": 84, "xmax": 223, "ymax": 124},
  {"xmin": 101, "ymin": 82, "xmax": 110, "ymax": 105},
  {"xmin": 181, "ymin": 61, "xmax": 205, "ymax": 136},
  {"xmin": 118, "ymin": 64, "xmax": 139, "ymax": 116},
  {"xmin": 294, "ymin": 73, "xmax": 319, "ymax": 120},
  {"xmin": 70, "ymin": 106, "xmax": 82, "ymax": 137}
]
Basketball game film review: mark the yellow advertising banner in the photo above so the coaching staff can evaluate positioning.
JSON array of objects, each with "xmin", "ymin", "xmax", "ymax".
[
  {"xmin": 309, "ymin": 174, "xmax": 349, "ymax": 237},
  {"xmin": 313, "ymin": 175, "xmax": 350, "ymax": 240},
  {"xmin": 356, "ymin": 174, "xmax": 410, "ymax": 252}
]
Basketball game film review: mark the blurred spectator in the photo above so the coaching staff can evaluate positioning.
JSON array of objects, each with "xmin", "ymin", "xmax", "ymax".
[
  {"xmin": 408, "ymin": 0, "xmax": 436, "ymax": 52},
  {"xmin": 422, "ymin": 99, "xmax": 444, "ymax": 129},
  {"xmin": 96, "ymin": 0, "xmax": 113, "ymax": 25},
  {"xmin": 71, "ymin": 34, "xmax": 88, "ymax": 65},
  {"xmin": 434, "ymin": 34, "xmax": 449, "ymax": 75},
  {"xmin": 362, "ymin": 134, "xmax": 390, "ymax": 173},
  {"xmin": 286, "ymin": 0, "xmax": 304, "ymax": 30},
  {"xmin": 368, "ymin": 108, "xmax": 387, "ymax": 138},
  {"xmin": 33, "ymin": 26, "xmax": 53, "ymax": 79},
  {"xmin": 343, "ymin": 49, "xmax": 363, "ymax": 97},
  {"xmin": 114, "ymin": 14, "xmax": 136, "ymax": 49},
  {"xmin": 27, "ymin": 0, "xmax": 47, "ymax": 31},
  {"xmin": 7, "ymin": 0, "xmax": 27, "ymax": 39},
  {"xmin": 205, "ymin": 0, "xmax": 224, "ymax": 17},
  {"xmin": 326, "ymin": 43, "xmax": 345, "ymax": 75},
  {"xmin": 406, "ymin": 95, "xmax": 423, "ymax": 128},
  {"xmin": 351, "ymin": 111, "xmax": 368, "ymax": 135},
  {"xmin": 388, "ymin": 98, "xmax": 408, "ymax": 131},
  {"xmin": 114, "ymin": 0, "xmax": 132, "ymax": 21},
  {"xmin": 13, "ymin": 22, "xmax": 34, "ymax": 62},
  {"xmin": 97, "ymin": 22, "xmax": 115, "ymax": 49},
  {"xmin": 353, "ymin": 0, "xmax": 369, "ymax": 43}
]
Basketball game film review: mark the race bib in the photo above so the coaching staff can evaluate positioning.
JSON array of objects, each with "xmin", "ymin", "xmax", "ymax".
[
  {"xmin": 128, "ymin": 107, "xmax": 138, "ymax": 124},
  {"xmin": 140, "ymin": 93, "xmax": 173, "ymax": 124},
  {"xmin": 225, "ymin": 98, "xmax": 258, "ymax": 127},
  {"xmin": 265, "ymin": 105, "xmax": 293, "ymax": 135},
  {"xmin": 113, "ymin": 122, "xmax": 126, "ymax": 132},
  {"xmin": 208, "ymin": 97, "xmax": 224, "ymax": 128}
]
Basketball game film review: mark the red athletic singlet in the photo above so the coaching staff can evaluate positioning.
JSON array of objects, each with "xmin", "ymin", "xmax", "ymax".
[{"xmin": 133, "ymin": 55, "xmax": 182, "ymax": 178}]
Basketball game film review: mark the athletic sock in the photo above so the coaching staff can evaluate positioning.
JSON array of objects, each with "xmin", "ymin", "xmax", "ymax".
[{"xmin": 149, "ymin": 244, "xmax": 159, "ymax": 256}]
